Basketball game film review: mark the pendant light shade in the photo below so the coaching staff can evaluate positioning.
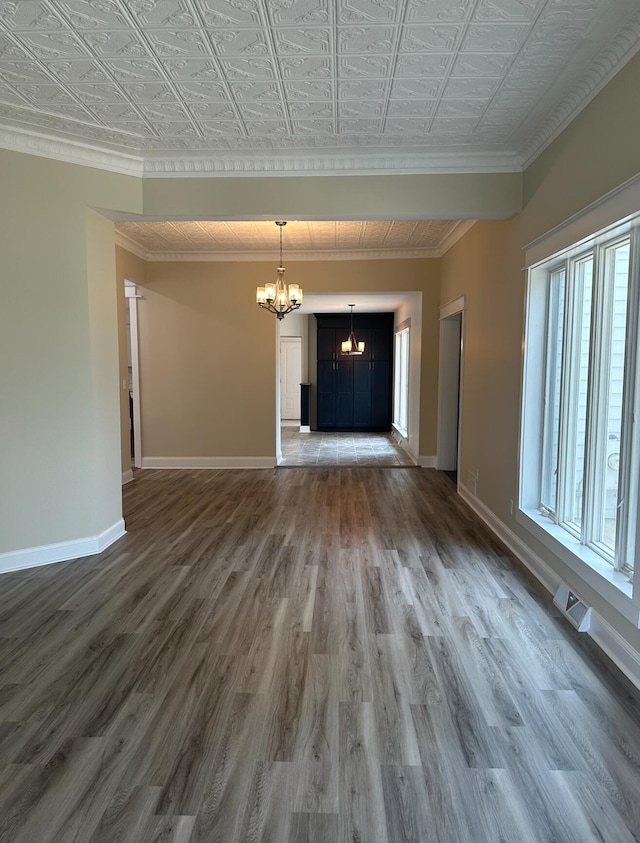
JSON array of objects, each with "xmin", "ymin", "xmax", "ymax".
[
  {"xmin": 342, "ymin": 304, "xmax": 365, "ymax": 355},
  {"xmin": 256, "ymin": 221, "xmax": 303, "ymax": 320}
]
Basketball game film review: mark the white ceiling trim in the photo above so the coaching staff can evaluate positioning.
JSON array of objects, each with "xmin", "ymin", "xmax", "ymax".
[
  {"xmin": 114, "ymin": 230, "xmax": 148, "ymax": 261},
  {"xmin": 0, "ymin": 126, "xmax": 144, "ymax": 177},
  {"xmin": 0, "ymin": 123, "xmax": 523, "ymax": 177},
  {"xmin": 437, "ymin": 220, "xmax": 477, "ymax": 255},
  {"xmin": 519, "ymin": 14, "xmax": 640, "ymax": 168},
  {"xmin": 140, "ymin": 150, "xmax": 523, "ymax": 177}
]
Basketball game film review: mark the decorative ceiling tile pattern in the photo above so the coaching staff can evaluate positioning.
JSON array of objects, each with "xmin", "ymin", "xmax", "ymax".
[
  {"xmin": 115, "ymin": 218, "xmax": 461, "ymax": 257},
  {"xmin": 0, "ymin": 0, "xmax": 638, "ymax": 172}
]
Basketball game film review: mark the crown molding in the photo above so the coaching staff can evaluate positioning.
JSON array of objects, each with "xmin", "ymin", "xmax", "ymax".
[
  {"xmin": 0, "ymin": 126, "xmax": 144, "ymax": 176},
  {"xmin": 437, "ymin": 220, "xmax": 477, "ymax": 255},
  {"xmin": 519, "ymin": 14, "xmax": 640, "ymax": 168},
  {"xmin": 140, "ymin": 150, "xmax": 523, "ymax": 178},
  {"xmin": 114, "ymin": 230, "xmax": 150, "ymax": 261},
  {"xmin": 0, "ymin": 123, "xmax": 522, "ymax": 177},
  {"xmin": 116, "ymin": 244, "xmax": 446, "ymax": 262}
]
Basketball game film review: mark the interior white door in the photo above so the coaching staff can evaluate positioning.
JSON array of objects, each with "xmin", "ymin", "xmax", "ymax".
[{"xmin": 280, "ymin": 337, "xmax": 302, "ymax": 420}]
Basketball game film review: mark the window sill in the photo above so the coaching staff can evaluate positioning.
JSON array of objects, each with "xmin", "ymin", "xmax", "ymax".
[{"xmin": 516, "ymin": 507, "xmax": 638, "ymax": 627}]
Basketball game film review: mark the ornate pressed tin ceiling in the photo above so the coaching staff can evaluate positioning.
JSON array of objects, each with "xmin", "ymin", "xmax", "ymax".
[
  {"xmin": 114, "ymin": 218, "xmax": 471, "ymax": 258},
  {"xmin": 0, "ymin": 0, "xmax": 639, "ymax": 176}
]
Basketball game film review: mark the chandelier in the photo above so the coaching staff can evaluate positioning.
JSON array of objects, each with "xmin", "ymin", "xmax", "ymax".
[
  {"xmin": 256, "ymin": 221, "xmax": 303, "ymax": 320},
  {"xmin": 342, "ymin": 304, "xmax": 365, "ymax": 355}
]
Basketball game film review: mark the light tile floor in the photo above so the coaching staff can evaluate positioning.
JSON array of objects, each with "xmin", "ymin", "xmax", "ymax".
[{"xmin": 279, "ymin": 424, "xmax": 415, "ymax": 467}]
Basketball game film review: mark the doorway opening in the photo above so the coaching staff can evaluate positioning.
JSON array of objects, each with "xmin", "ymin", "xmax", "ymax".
[
  {"xmin": 125, "ymin": 280, "xmax": 142, "ymax": 471},
  {"xmin": 280, "ymin": 336, "xmax": 302, "ymax": 422},
  {"xmin": 437, "ymin": 297, "xmax": 465, "ymax": 486}
]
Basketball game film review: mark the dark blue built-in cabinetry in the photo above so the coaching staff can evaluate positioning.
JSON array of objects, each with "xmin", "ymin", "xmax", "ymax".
[{"xmin": 315, "ymin": 313, "xmax": 393, "ymax": 432}]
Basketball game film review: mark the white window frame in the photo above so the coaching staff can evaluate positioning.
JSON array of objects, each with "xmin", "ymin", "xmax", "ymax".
[
  {"xmin": 519, "ymin": 202, "xmax": 640, "ymax": 627},
  {"xmin": 393, "ymin": 326, "xmax": 410, "ymax": 438}
]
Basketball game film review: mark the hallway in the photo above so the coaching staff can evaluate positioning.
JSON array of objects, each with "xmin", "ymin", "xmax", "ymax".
[
  {"xmin": 279, "ymin": 426, "xmax": 415, "ymax": 467},
  {"xmin": 0, "ymin": 467, "xmax": 639, "ymax": 842}
]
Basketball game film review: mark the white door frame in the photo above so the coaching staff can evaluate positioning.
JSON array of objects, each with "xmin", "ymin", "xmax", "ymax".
[
  {"xmin": 437, "ymin": 295, "xmax": 465, "ymax": 482},
  {"xmin": 125, "ymin": 281, "xmax": 142, "ymax": 470}
]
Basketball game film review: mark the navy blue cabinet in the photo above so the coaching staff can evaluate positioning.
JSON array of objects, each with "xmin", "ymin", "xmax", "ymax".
[{"xmin": 315, "ymin": 313, "xmax": 393, "ymax": 431}]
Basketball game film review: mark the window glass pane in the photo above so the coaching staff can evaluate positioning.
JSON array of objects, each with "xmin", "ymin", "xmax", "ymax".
[
  {"xmin": 597, "ymin": 241, "xmax": 630, "ymax": 553},
  {"xmin": 564, "ymin": 256, "xmax": 593, "ymax": 534},
  {"xmin": 540, "ymin": 268, "xmax": 565, "ymax": 512}
]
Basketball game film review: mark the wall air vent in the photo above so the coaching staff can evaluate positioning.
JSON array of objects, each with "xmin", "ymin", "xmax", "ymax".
[{"xmin": 553, "ymin": 583, "xmax": 592, "ymax": 632}]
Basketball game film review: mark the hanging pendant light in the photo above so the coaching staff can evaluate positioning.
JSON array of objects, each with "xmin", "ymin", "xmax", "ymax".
[
  {"xmin": 342, "ymin": 304, "xmax": 365, "ymax": 355},
  {"xmin": 256, "ymin": 221, "xmax": 303, "ymax": 320}
]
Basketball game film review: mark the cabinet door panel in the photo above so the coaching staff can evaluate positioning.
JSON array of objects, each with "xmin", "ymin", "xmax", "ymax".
[
  {"xmin": 370, "ymin": 327, "xmax": 392, "ymax": 361},
  {"xmin": 353, "ymin": 361, "xmax": 372, "ymax": 426},
  {"xmin": 318, "ymin": 327, "xmax": 337, "ymax": 361},
  {"xmin": 335, "ymin": 361, "xmax": 353, "ymax": 427},
  {"xmin": 317, "ymin": 361, "xmax": 336, "ymax": 427},
  {"xmin": 370, "ymin": 361, "xmax": 391, "ymax": 428}
]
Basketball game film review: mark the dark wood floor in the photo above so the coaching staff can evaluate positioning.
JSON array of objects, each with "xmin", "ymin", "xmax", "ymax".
[{"xmin": 1, "ymin": 467, "xmax": 640, "ymax": 842}]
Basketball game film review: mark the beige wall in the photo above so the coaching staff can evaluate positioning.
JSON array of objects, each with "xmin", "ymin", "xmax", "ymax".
[
  {"xmin": 440, "ymin": 51, "xmax": 640, "ymax": 648},
  {"xmin": 85, "ymin": 210, "xmax": 123, "ymax": 535},
  {"xmin": 142, "ymin": 172, "xmax": 522, "ymax": 221},
  {"xmin": 136, "ymin": 257, "xmax": 440, "ymax": 460},
  {"xmin": 0, "ymin": 150, "xmax": 141, "ymax": 555}
]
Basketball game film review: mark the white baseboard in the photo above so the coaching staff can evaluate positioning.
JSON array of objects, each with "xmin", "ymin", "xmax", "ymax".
[
  {"xmin": 141, "ymin": 456, "xmax": 275, "ymax": 469},
  {"xmin": 0, "ymin": 519, "xmax": 126, "ymax": 575},
  {"xmin": 122, "ymin": 469, "xmax": 134, "ymax": 485},
  {"xmin": 457, "ymin": 485, "xmax": 640, "ymax": 691},
  {"xmin": 417, "ymin": 455, "xmax": 437, "ymax": 468},
  {"xmin": 589, "ymin": 613, "xmax": 640, "ymax": 690},
  {"xmin": 458, "ymin": 485, "xmax": 562, "ymax": 596},
  {"xmin": 299, "ymin": 425, "xmax": 311, "ymax": 433}
]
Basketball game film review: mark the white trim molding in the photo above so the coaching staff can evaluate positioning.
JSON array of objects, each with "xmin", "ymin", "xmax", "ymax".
[
  {"xmin": 439, "ymin": 295, "xmax": 467, "ymax": 320},
  {"xmin": 459, "ymin": 486, "xmax": 562, "ymax": 596},
  {"xmin": 589, "ymin": 613, "xmax": 640, "ymax": 691},
  {"xmin": 141, "ymin": 457, "xmax": 275, "ymax": 469},
  {"xmin": 438, "ymin": 221, "xmax": 477, "ymax": 256},
  {"xmin": 0, "ymin": 126, "xmax": 144, "ymax": 176},
  {"xmin": 141, "ymin": 150, "xmax": 523, "ymax": 178},
  {"xmin": 458, "ymin": 485, "xmax": 640, "ymax": 691},
  {"xmin": 122, "ymin": 469, "xmax": 134, "ymax": 485},
  {"xmin": 0, "ymin": 519, "xmax": 126, "ymax": 575},
  {"xmin": 418, "ymin": 455, "xmax": 437, "ymax": 468},
  {"xmin": 519, "ymin": 14, "xmax": 640, "ymax": 168},
  {"xmin": 524, "ymin": 172, "xmax": 640, "ymax": 268}
]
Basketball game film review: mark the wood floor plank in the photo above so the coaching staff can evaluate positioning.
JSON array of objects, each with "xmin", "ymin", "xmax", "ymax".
[
  {"xmin": 293, "ymin": 654, "xmax": 339, "ymax": 813},
  {"xmin": 0, "ymin": 466, "xmax": 639, "ymax": 842},
  {"xmin": 338, "ymin": 701, "xmax": 389, "ymax": 843},
  {"xmin": 237, "ymin": 761, "xmax": 296, "ymax": 843}
]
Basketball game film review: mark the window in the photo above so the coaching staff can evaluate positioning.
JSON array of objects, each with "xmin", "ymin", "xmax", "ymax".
[
  {"xmin": 520, "ymin": 217, "xmax": 640, "ymax": 614},
  {"xmin": 394, "ymin": 327, "xmax": 410, "ymax": 436}
]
